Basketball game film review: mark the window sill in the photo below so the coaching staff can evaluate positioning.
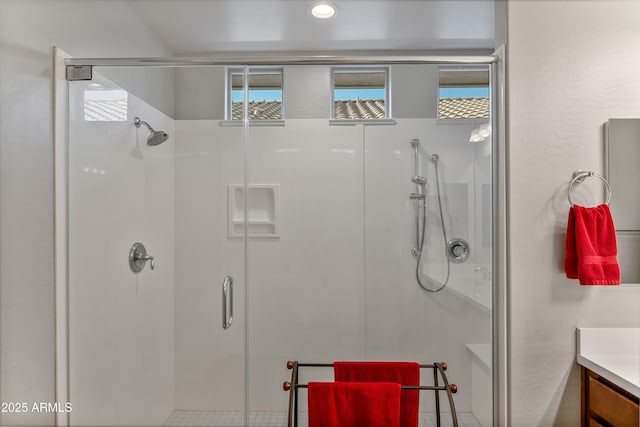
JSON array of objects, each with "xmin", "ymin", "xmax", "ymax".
[
  {"xmin": 436, "ymin": 118, "xmax": 490, "ymax": 125},
  {"xmin": 329, "ymin": 119, "xmax": 397, "ymax": 126},
  {"xmin": 219, "ymin": 120, "xmax": 286, "ymax": 127}
]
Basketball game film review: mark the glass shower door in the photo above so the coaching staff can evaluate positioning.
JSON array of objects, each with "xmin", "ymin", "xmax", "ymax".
[
  {"xmin": 171, "ymin": 65, "xmax": 248, "ymax": 425},
  {"xmin": 172, "ymin": 65, "xmax": 248, "ymax": 425},
  {"xmin": 66, "ymin": 65, "xmax": 248, "ymax": 426}
]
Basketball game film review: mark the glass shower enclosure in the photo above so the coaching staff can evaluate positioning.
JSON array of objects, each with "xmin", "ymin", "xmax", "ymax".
[{"xmin": 61, "ymin": 57, "xmax": 496, "ymax": 427}]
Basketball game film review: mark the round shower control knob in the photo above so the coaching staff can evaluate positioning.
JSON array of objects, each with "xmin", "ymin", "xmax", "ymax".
[{"xmin": 446, "ymin": 238, "xmax": 470, "ymax": 263}]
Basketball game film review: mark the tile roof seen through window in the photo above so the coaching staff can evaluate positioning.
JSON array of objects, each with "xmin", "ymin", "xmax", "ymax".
[
  {"xmin": 438, "ymin": 97, "xmax": 489, "ymax": 119},
  {"xmin": 231, "ymin": 97, "xmax": 489, "ymax": 120},
  {"xmin": 334, "ymin": 99, "xmax": 385, "ymax": 119},
  {"xmin": 232, "ymin": 100, "xmax": 282, "ymax": 120}
]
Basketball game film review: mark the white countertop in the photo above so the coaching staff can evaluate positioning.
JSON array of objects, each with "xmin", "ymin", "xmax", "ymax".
[{"xmin": 576, "ymin": 327, "xmax": 640, "ymax": 398}]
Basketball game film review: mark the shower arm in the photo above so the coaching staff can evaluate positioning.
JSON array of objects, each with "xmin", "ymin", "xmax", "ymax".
[{"xmin": 134, "ymin": 117, "xmax": 155, "ymax": 133}]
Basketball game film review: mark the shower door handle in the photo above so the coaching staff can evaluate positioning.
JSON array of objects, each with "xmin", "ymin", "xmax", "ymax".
[{"xmin": 222, "ymin": 276, "xmax": 233, "ymax": 330}]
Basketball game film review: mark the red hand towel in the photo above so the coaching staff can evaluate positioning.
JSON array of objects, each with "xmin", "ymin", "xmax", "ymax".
[
  {"xmin": 308, "ymin": 381, "xmax": 401, "ymax": 427},
  {"xmin": 564, "ymin": 204, "xmax": 620, "ymax": 285},
  {"xmin": 334, "ymin": 362, "xmax": 419, "ymax": 427},
  {"xmin": 565, "ymin": 207, "xmax": 579, "ymax": 279}
]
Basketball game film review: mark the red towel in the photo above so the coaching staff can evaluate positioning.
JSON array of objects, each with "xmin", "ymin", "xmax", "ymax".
[
  {"xmin": 334, "ymin": 361, "xmax": 419, "ymax": 427},
  {"xmin": 308, "ymin": 381, "xmax": 401, "ymax": 427},
  {"xmin": 565, "ymin": 204, "xmax": 620, "ymax": 285}
]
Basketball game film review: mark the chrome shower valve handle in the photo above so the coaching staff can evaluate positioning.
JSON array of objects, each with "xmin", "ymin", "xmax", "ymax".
[
  {"xmin": 129, "ymin": 242, "xmax": 155, "ymax": 272},
  {"xmin": 138, "ymin": 254, "xmax": 155, "ymax": 270},
  {"xmin": 447, "ymin": 238, "xmax": 469, "ymax": 263}
]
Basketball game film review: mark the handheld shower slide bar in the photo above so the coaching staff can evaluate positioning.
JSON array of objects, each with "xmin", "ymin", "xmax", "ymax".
[
  {"xmin": 410, "ymin": 138, "xmax": 428, "ymax": 257},
  {"xmin": 410, "ymin": 138, "xmax": 426, "ymax": 196}
]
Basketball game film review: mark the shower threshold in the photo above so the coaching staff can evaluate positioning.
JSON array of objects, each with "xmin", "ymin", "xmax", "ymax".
[{"xmin": 164, "ymin": 410, "xmax": 482, "ymax": 427}]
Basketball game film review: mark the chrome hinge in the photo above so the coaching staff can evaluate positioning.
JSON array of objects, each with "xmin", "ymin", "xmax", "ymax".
[{"xmin": 66, "ymin": 65, "xmax": 92, "ymax": 81}]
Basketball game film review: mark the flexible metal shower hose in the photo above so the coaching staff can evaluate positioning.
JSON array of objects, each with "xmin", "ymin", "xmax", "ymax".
[{"xmin": 415, "ymin": 157, "xmax": 450, "ymax": 293}]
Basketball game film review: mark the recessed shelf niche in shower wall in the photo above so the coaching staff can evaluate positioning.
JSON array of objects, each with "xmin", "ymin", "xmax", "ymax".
[{"xmin": 228, "ymin": 184, "xmax": 280, "ymax": 238}]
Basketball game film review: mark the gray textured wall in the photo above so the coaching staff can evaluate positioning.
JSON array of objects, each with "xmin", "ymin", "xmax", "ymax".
[{"xmin": 507, "ymin": 1, "xmax": 640, "ymax": 425}]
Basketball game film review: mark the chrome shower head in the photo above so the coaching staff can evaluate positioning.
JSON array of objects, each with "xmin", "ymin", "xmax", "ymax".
[
  {"xmin": 411, "ymin": 175, "xmax": 427, "ymax": 186},
  {"xmin": 134, "ymin": 116, "xmax": 169, "ymax": 146},
  {"xmin": 147, "ymin": 130, "xmax": 170, "ymax": 146}
]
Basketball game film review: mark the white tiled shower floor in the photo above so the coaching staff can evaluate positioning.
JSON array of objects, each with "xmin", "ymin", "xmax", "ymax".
[{"xmin": 164, "ymin": 410, "xmax": 482, "ymax": 427}]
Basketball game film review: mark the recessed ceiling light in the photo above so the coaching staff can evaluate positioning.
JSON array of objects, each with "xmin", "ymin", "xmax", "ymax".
[{"xmin": 310, "ymin": 2, "xmax": 337, "ymax": 19}]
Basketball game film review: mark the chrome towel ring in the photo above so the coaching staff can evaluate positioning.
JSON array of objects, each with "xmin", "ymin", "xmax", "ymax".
[{"xmin": 567, "ymin": 170, "xmax": 612, "ymax": 206}]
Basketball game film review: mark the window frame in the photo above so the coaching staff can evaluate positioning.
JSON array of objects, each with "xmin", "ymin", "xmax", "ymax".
[
  {"xmin": 225, "ymin": 67, "xmax": 284, "ymax": 121},
  {"xmin": 330, "ymin": 66, "xmax": 390, "ymax": 120},
  {"xmin": 436, "ymin": 65, "xmax": 490, "ymax": 122}
]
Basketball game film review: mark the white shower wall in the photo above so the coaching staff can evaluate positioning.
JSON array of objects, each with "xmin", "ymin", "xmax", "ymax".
[
  {"xmin": 174, "ymin": 118, "xmax": 492, "ymax": 415},
  {"xmin": 68, "ymin": 76, "xmax": 175, "ymax": 426}
]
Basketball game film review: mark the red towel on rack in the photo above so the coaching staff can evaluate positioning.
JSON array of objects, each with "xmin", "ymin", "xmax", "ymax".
[
  {"xmin": 565, "ymin": 204, "xmax": 620, "ymax": 285},
  {"xmin": 308, "ymin": 381, "xmax": 401, "ymax": 427},
  {"xmin": 334, "ymin": 361, "xmax": 419, "ymax": 427}
]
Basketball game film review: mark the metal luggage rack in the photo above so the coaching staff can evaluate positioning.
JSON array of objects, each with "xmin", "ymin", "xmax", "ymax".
[{"xmin": 282, "ymin": 360, "xmax": 459, "ymax": 427}]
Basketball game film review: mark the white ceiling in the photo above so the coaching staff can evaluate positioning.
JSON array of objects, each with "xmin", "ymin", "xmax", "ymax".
[{"xmin": 126, "ymin": 0, "xmax": 495, "ymax": 54}]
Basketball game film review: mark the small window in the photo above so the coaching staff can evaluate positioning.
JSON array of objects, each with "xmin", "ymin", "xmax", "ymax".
[
  {"xmin": 332, "ymin": 68, "xmax": 388, "ymax": 119},
  {"xmin": 438, "ymin": 67, "xmax": 489, "ymax": 120},
  {"xmin": 227, "ymin": 68, "xmax": 283, "ymax": 120}
]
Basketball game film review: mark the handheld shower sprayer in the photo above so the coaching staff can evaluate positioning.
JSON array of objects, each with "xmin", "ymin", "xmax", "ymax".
[{"xmin": 134, "ymin": 117, "xmax": 170, "ymax": 146}]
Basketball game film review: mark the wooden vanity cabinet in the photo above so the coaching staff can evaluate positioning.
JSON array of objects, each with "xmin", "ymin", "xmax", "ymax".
[{"xmin": 582, "ymin": 367, "xmax": 640, "ymax": 427}]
